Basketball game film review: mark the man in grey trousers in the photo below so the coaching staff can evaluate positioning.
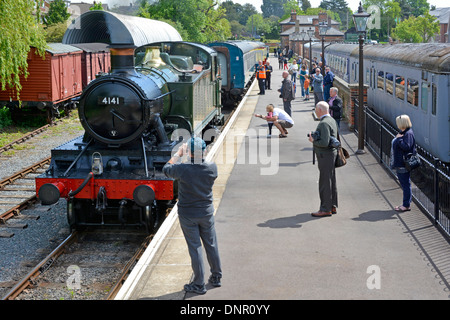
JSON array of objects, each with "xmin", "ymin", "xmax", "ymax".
[
  {"xmin": 163, "ymin": 137, "xmax": 222, "ymax": 294},
  {"xmin": 308, "ymin": 101, "xmax": 338, "ymax": 217}
]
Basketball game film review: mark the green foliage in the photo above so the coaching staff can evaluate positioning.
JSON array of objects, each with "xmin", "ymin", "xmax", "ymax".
[
  {"xmin": 392, "ymin": 11, "xmax": 439, "ymax": 43},
  {"xmin": 0, "ymin": 106, "xmax": 12, "ymax": 129},
  {"xmin": 0, "ymin": 0, "xmax": 47, "ymax": 100},
  {"xmin": 44, "ymin": 0, "xmax": 70, "ymax": 26},
  {"xmin": 44, "ymin": 22, "xmax": 68, "ymax": 42},
  {"xmin": 261, "ymin": 0, "xmax": 289, "ymax": 18},
  {"xmin": 139, "ymin": 0, "xmax": 231, "ymax": 43},
  {"xmin": 319, "ymin": 0, "xmax": 349, "ymax": 29},
  {"xmin": 90, "ymin": 1, "xmax": 104, "ymax": 11}
]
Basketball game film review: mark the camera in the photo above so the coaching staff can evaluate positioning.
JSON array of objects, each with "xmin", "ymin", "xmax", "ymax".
[{"xmin": 307, "ymin": 131, "xmax": 320, "ymax": 141}]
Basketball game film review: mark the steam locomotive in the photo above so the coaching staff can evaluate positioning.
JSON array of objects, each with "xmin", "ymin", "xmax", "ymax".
[{"xmin": 35, "ymin": 41, "xmax": 222, "ymax": 232}]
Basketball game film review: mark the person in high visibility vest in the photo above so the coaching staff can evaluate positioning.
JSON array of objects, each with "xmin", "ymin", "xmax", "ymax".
[{"xmin": 256, "ymin": 60, "xmax": 266, "ymax": 95}]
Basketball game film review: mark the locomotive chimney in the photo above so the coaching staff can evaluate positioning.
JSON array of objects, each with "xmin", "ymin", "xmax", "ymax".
[{"xmin": 109, "ymin": 45, "xmax": 137, "ymax": 75}]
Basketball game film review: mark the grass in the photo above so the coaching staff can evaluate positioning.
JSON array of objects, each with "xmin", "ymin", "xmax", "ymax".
[{"xmin": 0, "ymin": 110, "xmax": 83, "ymax": 149}]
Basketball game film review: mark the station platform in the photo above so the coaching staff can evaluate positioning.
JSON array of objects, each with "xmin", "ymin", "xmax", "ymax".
[{"xmin": 115, "ymin": 57, "xmax": 450, "ymax": 301}]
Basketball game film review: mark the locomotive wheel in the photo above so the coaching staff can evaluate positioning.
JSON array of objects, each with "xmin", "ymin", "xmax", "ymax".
[
  {"xmin": 67, "ymin": 198, "xmax": 76, "ymax": 232},
  {"xmin": 143, "ymin": 201, "xmax": 168, "ymax": 233},
  {"xmin": 144, "ymin": 205, "xmax": 156, "ymax": 233}
]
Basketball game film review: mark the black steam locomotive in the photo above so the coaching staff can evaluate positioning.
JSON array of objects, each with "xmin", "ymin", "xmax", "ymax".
[{"xmin": 36, "ymin": 41, "xmax": 223, "ymax": 232}]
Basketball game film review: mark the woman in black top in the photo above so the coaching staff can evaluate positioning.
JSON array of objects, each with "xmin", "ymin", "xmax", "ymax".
[{"xmin": 391, "ymin": 114, "xmax": 415, "ymax": 212}]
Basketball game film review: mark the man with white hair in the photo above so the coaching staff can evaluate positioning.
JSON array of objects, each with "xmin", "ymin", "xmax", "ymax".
[
  {"xmin": 308, "ymin": 101, "xmax": 339, "ymax": 217},
  {"xmin": 327, "ymin": 87, "xmax": 343, "ymax": 128}
]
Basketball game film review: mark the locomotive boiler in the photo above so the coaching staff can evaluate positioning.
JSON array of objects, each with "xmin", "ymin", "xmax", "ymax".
[{"xmin": 35, "ymin": 41, "xmax": 222, "ymax": 232}]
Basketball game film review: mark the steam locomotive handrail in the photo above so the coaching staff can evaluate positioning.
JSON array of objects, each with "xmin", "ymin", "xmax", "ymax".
[
  {"xmin": 63, "ymin": 139, "xmax": 93, "ymax": 177},
  {"xmin": 142, "ymin": 90, "xmax": 176, "ymax": 102}
]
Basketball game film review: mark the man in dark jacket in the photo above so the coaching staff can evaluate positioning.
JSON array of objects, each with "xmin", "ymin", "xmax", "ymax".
[
  {"xmin": 327, "ymin": 87, "xmax": 343, "ymax": 128},
  {"xmin": 323, "ymin": 67, "xmax": 334, "ymax": 101},
  {"xmin": 265, "ymin": 61, "xmax": 273, "ymax": 90},
  {"xmin": 163, "ymin": 137, "xmax": 222, "ymax": 295},
  {"xmin": 278, "ymin": 71, "xmax": 294, "ymax": 116},
  {"xmin": 308, "ymin": 101, "xmax": 338, "ymax": 217}
]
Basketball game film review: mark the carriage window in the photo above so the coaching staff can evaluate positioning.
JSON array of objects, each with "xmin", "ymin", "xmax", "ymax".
[
  {"xmin": 396, "ymin": 76, "xmax": 405, "ymax": 100},
  {"xmin": 421, "ymin": 82, "xmax": 428, "ymax": 112},
  {"xmin": 365, "ymin": 68, "xmax": 369, "ymax": 85},
  {"xmin": 432, "ymin": 84, "xmax": 437, "ymax": 115},
  {"xmin": 377, "ymin": 71, "xmax": 384, "ymax": 91},
  {"xmin": 407, "ymin": 78, "xmax": 419, "ymax": 107},
  {"xmin": 386, "ymin": 73, "xmax": 393, "ymax": 95}
]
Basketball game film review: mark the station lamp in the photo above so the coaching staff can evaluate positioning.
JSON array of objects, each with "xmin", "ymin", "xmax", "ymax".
[
  {"xmin": 306, "ymin": 27, "xmax": 314, "ymax": 73},
  {"xmin": 352, "ymin": 2, "xmax": 371, "ymax": 154},
  {"xmin": 318, "ymin": 21, "xmax": 328, "ymax": 75}
]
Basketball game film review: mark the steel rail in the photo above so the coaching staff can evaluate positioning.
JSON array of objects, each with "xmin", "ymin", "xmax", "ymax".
[{"xmin": 1, "ymin": 231, "xmax": 78, "ymax": 300}]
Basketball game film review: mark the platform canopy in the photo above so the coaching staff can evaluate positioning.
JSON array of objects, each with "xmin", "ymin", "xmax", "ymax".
[{"xmin": 63, "ymin": 11, "xmax": 182, "ymax": 46}]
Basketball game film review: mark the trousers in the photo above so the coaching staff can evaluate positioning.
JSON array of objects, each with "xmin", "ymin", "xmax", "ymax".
[
  {"xmin": 316, "ymin": 150, "xmax": 338, "ymax": 212},
  {"xmin": 397, "ymin": 171, "xmax": 412, "ymax": 207},
  {"xmin": 178, "ymin": 213, "xmax": 222, "ymax": 286}
]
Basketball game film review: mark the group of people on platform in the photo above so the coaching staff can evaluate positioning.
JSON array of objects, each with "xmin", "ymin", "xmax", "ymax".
[
  {"xmin": 273, "ymin": 54, "xmax": 343, "ymax": 128},
  {"xmin": 162, "ymin": 53, "xmax": 416, "ymax": 296},
  {"xmin": 254, "ymin": 54, "xmax": 415, "ymax": 220}
]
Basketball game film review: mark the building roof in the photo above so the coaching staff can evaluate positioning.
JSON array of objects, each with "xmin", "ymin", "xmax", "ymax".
[
  {"xmin": 280, "ymin": 15, "xmax": 340, "ymax": 26},
  {"xmin": 62, "ymin": 11, "xmax": 182, "ymax": 46},
  {"xmin": 281, "ymin": 26, "xmax": 344, "ymax": 38},
  {"xmin": 429, "ymin": 7, "xmax": 450, "ymax": 24},
  {"xmin": 46, "ymin": 43, "xmax": 83, "ymax": 55}
]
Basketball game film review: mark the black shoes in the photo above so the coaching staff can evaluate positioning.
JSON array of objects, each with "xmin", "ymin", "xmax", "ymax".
[
  {"xmin": 209, "ymin": 274, "xmax": 222, "ymax": 287},
  {"xmin": 184, "ymin": 282, "xmax": 207, "ymax": 295},
  {"xmin": 184, "ymin": 275, "xmax": 221, "ymax": 295}
]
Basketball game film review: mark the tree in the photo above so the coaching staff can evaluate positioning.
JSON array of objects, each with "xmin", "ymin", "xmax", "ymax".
[
  {"xmin": 246, "ymin": 14, "xmax": 271, "ymax": 37},
  {"xmin": 299, "ymin": 0, "xmax": 311, "ymax": 12},
  {"xmin": 320, "ymin": 0, "xmax": 349, "ymax": 29},
  {"xmin": 261, "ymin": 0, "xmax": 289, "ymax": 18},
  {"xmin": 415, "ymin": 11, "xmax": 440, "ymax": 42},
  {"xmin": 44, "ymin": 0, "xmax": 70, "ymax": 26},
  {"xmin": 407, "ymin": 0, "xmax": 429, "ymax": 17},
  {"xmin": 139, "ymin": 0, "xmax": 230, "ymax": 43},
  {"xmin": 392, "ymin": 16, "xmax": 422, "ymax": 42},
  {"xmin": 392, "ymin": 11, "xmax": 439, "ymax": 43},
  {"xmin": 90, "ymin": 1, "xmax": 105, "ymax": 11},
  {"xmin": 0, "ymin": 0, "xmax": 47, "ymax": 99}
]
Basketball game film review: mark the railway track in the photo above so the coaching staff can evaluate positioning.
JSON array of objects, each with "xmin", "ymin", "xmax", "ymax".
[
  {"xmin": 0, "ymin": 157, "xmax": 51, "ymax": 237},
  {"xmin": 0, "ymin": 88, "xmax": 245, "ymax": 299},
  {"xmin": 0, "ymin": 124, "xmax": 55, "ymax": 154},
  {"xmin": 2, "ymin": 230, "xmax": 153, "ymax": 300}
]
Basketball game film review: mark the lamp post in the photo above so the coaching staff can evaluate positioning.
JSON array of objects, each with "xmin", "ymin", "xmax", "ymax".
[
  {"xmin": 307, "ymin": 27, "xmax": 314, "ymax": 74},
  {"xmin": 319, "ymin": 21, "xmax": 328, "ymax": 76},
  {"xmin": 353, "ymin": 2, "xmax": 371, "ymax": 154},
  {"xmin": 300, "ymin": 30, "xmax": 306, "ymax": 60}
]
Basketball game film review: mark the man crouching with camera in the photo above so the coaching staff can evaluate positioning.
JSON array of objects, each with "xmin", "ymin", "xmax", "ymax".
[{"xmin": 308, "ymin": 101, "xmax": 339, "ymax": 217}]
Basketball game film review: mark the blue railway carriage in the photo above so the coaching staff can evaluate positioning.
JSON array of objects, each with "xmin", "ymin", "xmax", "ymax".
[
  {"xmin": 317, "ymin": 42, "xmax": 450, "ymax": 163},
  {"xmin": 359, "ymin": 44, "xmax": 450, "ymax": 162},
  {"xmin": 208, "ymin": 41, "xmax": 269, "ymax": 106}
]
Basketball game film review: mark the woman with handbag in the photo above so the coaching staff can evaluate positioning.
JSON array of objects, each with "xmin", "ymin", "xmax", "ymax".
[{"xmin": 391, "ymin": 114, "xmax": 415, "ymax": 212}]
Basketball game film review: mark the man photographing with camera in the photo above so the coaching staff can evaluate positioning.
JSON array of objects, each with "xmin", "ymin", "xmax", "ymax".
[{"xmin": 308, "ymin": 101, "xmax": 339, "ymax": 217}]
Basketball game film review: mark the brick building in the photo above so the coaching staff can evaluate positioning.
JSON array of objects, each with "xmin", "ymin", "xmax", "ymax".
[{"xmin": 280, "ymin": 11, "xmax": 345, "ymax": 57}]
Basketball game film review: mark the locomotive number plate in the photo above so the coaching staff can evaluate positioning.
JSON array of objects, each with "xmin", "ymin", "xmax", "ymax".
[{"xmin": 98, "ymin": 96, "xmax": 124, "ymax": 106}]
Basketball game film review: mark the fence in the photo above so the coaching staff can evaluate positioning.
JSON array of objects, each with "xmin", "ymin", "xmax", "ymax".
[{"xmin": 354, "ymin": 100, "xmax": 450, "ymax": 238}]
